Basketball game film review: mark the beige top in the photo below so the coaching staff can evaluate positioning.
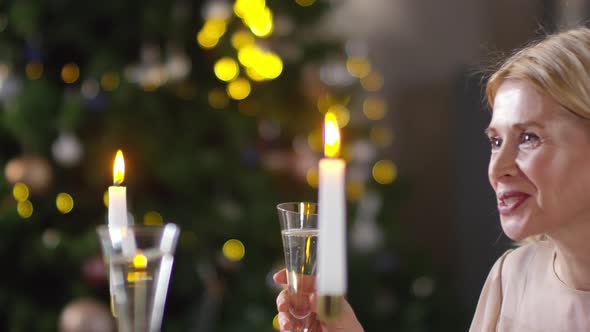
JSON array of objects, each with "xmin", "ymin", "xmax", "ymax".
[{"xmin": 469, "ymin": 243, "xmax": 590, "ymax": 331}]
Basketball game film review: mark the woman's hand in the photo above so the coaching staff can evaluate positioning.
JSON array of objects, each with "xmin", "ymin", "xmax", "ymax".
[{"xmin": 273, "ymin": 269, "xmax": 365, "ymax": 332}]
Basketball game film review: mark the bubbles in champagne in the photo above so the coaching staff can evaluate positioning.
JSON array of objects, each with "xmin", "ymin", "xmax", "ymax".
[{"xmin": 281, "ymin": 229, "xmax": 318, "ymax": 319}]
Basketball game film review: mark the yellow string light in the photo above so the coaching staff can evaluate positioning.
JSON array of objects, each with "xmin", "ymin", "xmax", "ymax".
[
  {"xmin": 222, "ymin": 239, "xmax": 246, "ymax": 262},
  {"xmin": 61, "ymin": 63, "xmax": 80, "ymax": 84},
  {"xmin": 143, "ymin": 211, "xmax": 163, "ymax": 225},
  {"xmin": 227, "ymin": 77, "xmax": 251, "ymax": 100},
  {"xmin": 327, "ymin": 104, "xmax": 350, "ymax": 128},
  {"xmin": 101, "ymin": 72, "xmax": 120, "ymax": 91},
  {"xmin": 208, "ymin": 88, "xmax": 230, "ymax": 109},
  {"xmin": 295, "ymin": 0, "xmax": 316, "ymax": 6},
  {"xmin": 12, "ymin": 182, "xmax": 29, "ymax": 202},
  {"xmin": 363, "ymin": 97, "xmax": 387, "ymax": 120},
  {"xmin": 231, "ymin": 30, "xmax": 255, "ymax": 49},
  {"xmin": 346, "ymin": 57, "xmax": 371, "ymax": 78},
  {"xmin": 372, "ymin": 160, "xmax": 397, "ymax": 184},
  {"xmin": 244, "ymin": 6, "xmax": 273, "ymax": 37},
  {"xmin": 346, "ymin": 180, "xmax": 365, "ymax": 202},
  {"xmin": 56, "ymin": 192, "xmax": 74, "ymax": 214},
  {"xmin": 103, "ymin": 190, "xmax": 109, "ymax": 208},
  {"xmin": 361, "ymin": 72, "xmax": 384, "ymax": 91},
  {"xmin": 214, "ymin": 57, "xmax": 240, "ymax": 82},
  {"xmin": 306, "ymin": 167, "xmax": 319, "ymax": 188},
  {"xmin": 25, "ymin": 62, "xmax": 43, "ymax": 80},
  {"xmin": 17, "ymin": 200, "xmax": 33, "ymax": 218},
  {"xmin": 197, "ymin": 30, "xmax": 219, "ymax": 49}
]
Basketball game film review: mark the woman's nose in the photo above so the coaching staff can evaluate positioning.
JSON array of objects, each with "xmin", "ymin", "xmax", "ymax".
[{"xmin": 488, "ymin": 145, "xmax": 518, "ymax": 184}]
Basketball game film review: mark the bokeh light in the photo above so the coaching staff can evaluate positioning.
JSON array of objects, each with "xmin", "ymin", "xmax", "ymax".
[
  {"xmin": 238, "ymin": 45, "xmax": 283, "ymax": 81},
  {"xmin": 56, "ymin": 192, "xmax": 74, "ymax": 214},
  {"xmin": 214, "ymin": 57, "xmax": 240, "ymax": 82},
  {"xmin": 227, "ymin": 77, "xmax": 251, "ymax": 100},
  {"xmin": 316, "ymin": 94, "xmax": 332, "ymax": 113},
  {"xmin": 133, "ymin": 253, "xmax": 148, "ymax": 269},
  {"xmin": 254, "ymin": 52, "xmax": 282, "ymax": 79},
  {"xmin": 328, "ymin": 104, "xmax": 350, "ymax": 128},
  {"xmin": 17, "ymin": 200, "xmax": 33, "ymax": 218},
  {"xmin": 143, "ymin": 211, "xmax": 163, "ymax": 225},
  {"xmin": 42, "ymin": 229, "xmax": 61, "ymax": 249},
  {"xmin": 306, "ymin": 167, "xmax": 319, "ymax": 188},
  {"xmin": 346, "ymin": 57, "xmax": 371, "ymax": 78},
  {"xmin": 245, "ymin": 67, "xmax": 266, "ymax": 82},
  {"xmin": 231, "ymin": 30, "xmax": 255, "ymax": 49},
  {"xmin": 346, "ymin": 180, "xmax": 365, "ymax": 202},
  {"xmin": 295, "ymin": 0, "xmax": 316, "ymax": 7},
  {"xmin": 197, "ymin": 30, "xmax": 219, "ymax": 49},
  {"xmin": 81, "ymin": 79, "xmax": 100, "ymax": 99},
  {"xmin": 25, "ymin": 62, "xmax": 43, "ymax": 80},
  {"xmin": 361, "ymin": 71, "xmax": 384, "ymax": 91},
  {"xmin": 101, "ymin": 72, "xmax": 120, "ymax": 91},
  {"xmin": 244, "ymin": 6, "xmax": 273, "ymax": 37},
  {"xmin": 61, "ymin": 63, "xmax": 80, "ymax": 84},
  {"xmin": 234, "ymin": 0, "xmax": 266, "ymax": 19},
  {"xmin": 208, "ymin": 88, "xmax": 230, "ymax": 109},
  {"xmin": 201, "ymin": 18, "xmax": 227, "ymax": 40},
  {"xmin": 222, "ymin": 239, "xmax": 246, "ymax": 262},
  {"xmin": 372, "ymin": 160, "xmax": 397, "ymax": 185},
  {"xmin": 12, "ymin": 182, "xmax": 29, "ymax": 202},
  {"xmin": 103, "ymin": 190, "xmax": 109, "ymax": 208},
  {"xmin": 238, "ymin": 45, "xmax": 260, "ymax": 68},
  {"xmin": 363, "ymin": 97, "xmax": 387, "ymax": 120}
]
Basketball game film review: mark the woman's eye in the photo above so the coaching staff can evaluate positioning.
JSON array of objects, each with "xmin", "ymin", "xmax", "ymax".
[
  {"xmin": 488, "ymin": 136, "xmax": 502, "ymax": 150},
  {"xmin": 520, "ymin": 132, "xmax": 540, "ymax": 147}
]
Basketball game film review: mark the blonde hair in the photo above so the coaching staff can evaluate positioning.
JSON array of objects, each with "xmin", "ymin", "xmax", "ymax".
[
  {"xmin": 486, "ymin": 27, "xmax": 590, "ymax": 121},
  {"xmin": 486, "ymin": 27, "xmax": 590, "ymax": 245}
]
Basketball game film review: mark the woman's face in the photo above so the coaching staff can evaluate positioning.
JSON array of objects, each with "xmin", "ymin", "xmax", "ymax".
[{"xmin": 487, "ymin": 79, "xmax": 590, "ymax": 241}]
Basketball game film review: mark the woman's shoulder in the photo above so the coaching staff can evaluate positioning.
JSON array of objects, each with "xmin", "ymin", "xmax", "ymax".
[{"xmin": 500, "ymin": 241, "xmax": 553, "ymax": 280}]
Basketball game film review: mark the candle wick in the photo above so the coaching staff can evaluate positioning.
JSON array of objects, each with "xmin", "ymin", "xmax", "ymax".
[{"xmin": 113, "ymin": 180, "xmax": 122, "ymax": 186}]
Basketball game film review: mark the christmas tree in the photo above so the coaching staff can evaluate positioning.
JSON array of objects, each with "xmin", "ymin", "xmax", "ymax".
[{"xmin": 0, "ymin": 0, "xmax": 460, "ymax": 331}]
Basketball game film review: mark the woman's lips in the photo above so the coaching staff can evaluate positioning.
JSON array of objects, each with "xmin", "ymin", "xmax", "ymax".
[{"xmin": 497, "ymin": 192, "xmax": 530, "ymax": 215}]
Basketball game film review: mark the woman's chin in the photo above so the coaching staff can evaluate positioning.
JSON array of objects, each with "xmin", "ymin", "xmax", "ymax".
[{"xmin": 500, "ymin": 219, "xmax": 531, "ymax": 242}]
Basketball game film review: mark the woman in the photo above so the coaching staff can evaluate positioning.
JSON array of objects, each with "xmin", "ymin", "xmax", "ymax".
[{"xmin": 275, "ymin": 26, "xmax": 590, "ymax": 331}]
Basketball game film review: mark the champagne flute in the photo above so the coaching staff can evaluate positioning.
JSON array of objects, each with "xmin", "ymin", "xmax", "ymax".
[{"xmin": 277, "ymin": 202, "xmax": 319, "ymax": 332}]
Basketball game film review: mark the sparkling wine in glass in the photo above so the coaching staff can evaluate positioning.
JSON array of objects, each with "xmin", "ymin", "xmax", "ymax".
[{"xmin": 277, "ymin": 202, "xmax": 319, "ymax": 332}]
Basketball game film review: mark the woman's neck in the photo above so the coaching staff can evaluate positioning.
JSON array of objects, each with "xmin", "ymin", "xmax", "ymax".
[{"xmin": 550, "ymin": 229, "xmax": 590, "ymax": 291}]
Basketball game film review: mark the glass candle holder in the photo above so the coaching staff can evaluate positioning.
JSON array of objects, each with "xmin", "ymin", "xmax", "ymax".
[{"xmin": 97, "ymin": 223, "xmax": 180, "ymax": 332}]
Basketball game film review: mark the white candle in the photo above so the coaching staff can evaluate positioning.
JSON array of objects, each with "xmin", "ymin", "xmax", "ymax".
[
  {"xmin": 317, "ymin": 112, "xmax": 347, "ymax": 296},
  {"xmin": 108, "ymin": 150, "xmax": 135, "ymax": 255}
]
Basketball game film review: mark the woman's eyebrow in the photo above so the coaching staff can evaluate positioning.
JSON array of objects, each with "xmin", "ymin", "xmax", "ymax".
[{"xmin": 484, "ymin": 121, "xmax": 544, "ymax": 136}]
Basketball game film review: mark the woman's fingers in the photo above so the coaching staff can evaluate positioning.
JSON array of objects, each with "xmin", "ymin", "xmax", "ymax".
[
  {"xmin": 276, "ymin": 289, "xmax": 290, "ymax": 312},
  {"xmin": 278, "ymin": 312, "xmax": 293, "ymax": 331},
  {"xmin": 273, "ymin": 269, "xmax": 288, "ymax": 284}
]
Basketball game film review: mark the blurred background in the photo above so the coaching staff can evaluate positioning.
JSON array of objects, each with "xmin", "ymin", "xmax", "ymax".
[{"xmin": 0, "ymin": 0, "xmax": 587, "ymax": 331}]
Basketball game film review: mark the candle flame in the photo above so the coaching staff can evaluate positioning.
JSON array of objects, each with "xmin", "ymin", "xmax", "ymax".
[
  {"xmin": 113, "ymin": 150, "xmax": 125, "ymax": 185},
  {"xmin": 324, "ymin": 112, "xmax": 340, "ymax": 157}
]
